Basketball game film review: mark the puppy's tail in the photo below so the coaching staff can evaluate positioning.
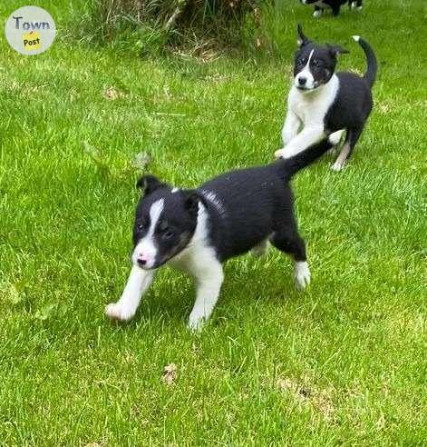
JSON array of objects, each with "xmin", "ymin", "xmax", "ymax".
[
  {"xmin": 277, "ymin": 136, "xmax": 337, "ymax": 180},
  {"xmin": 352, "ymin": 35, "xmax": 377, "ymax": 88}
]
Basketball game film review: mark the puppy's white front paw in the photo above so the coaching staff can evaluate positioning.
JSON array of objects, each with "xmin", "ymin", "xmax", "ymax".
[
  {"xmin": 294, "ymin": 261, "xmax": 311, "ymax": 289},
  {"xmin": 274, "ymin": 148, "xmax": 287, "ymax": 159},
  {"xmin": 188, "ymin": 313, "xmax": 205, "ymax": 332},
  {"xmin": 331, "ymin": 161, "xmax": 345, "ymax": 172},
  {"xmin": 105, "ymin": 302, "xmax": 135, "ymax": 321},
  {"xmin": 313, "ymin": 10, "xmax": 322, "ymax": 18}
]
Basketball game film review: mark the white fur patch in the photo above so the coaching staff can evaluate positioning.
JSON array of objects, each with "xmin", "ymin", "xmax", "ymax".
[
  {"xmin": 294, "ymin": 261, "xmax": 311, "ymax": 289},
  {"xmin": 352, "ymin": 35, "xmax": 360, "ymax": 42},
  {"xmin": 295, "ymin": 49, "xmax": 315, "ymax": 90},
  {"xmin": 171, "ymin": 187, "xmax": 179, "ymax": 193},
  {"xmin": 132, "ymin": 199, "xmax": 164, "ymax": 268},
  {"xmin": 168, "ymin": 201, "xmax": 224, "ymax": 331},
  {"xmin": 277, "ymin": 74, "xmax": 340, "ymax": 159},
  {"xmin": 200, "ymin": 190, "xmax": 226, "ymax": 216},
  {"xmin": 328, "ymin": 129, "xmax": 345, "ymax": 146}
]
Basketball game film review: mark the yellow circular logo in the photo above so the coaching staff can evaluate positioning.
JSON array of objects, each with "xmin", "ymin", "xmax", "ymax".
[{"xmin": 5, "ymin": 6, "xmax": 56, "ymax": 55}]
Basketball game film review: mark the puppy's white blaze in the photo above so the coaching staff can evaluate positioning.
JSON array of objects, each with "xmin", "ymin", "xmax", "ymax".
[
  {"xmin": 294, "ymin": 261, "xmax": 311, "ymax": 288},
  {"xmin": 296, "ymin": 49, "xmax": 315, "ymax": 89},
  {"xmin": 132, "ymin": 198, "xmax": 164, "ymax": 268},
  {"xmin": 352, "ymin": 35, "xmax": 360, "ymax": 42}
]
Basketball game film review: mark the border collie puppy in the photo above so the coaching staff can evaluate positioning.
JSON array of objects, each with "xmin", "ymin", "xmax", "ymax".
[
  {"xmin": 301, "ymin": 0, "xmax": 363, "ymax": 18},
  {"xmin": 105, "ymin": 139, "xmax": 335, "ymax": 330},
  {"xmin": 275, "ymin": 25, "xmax": 377, "ymax": 171}
]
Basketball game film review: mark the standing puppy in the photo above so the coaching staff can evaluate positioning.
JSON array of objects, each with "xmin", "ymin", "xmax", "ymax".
[
  {"xmin": 105, "ymin": 139, "xmax": 335, "ymax": 330},
  {"xmin": 301, "ymin": 0, "xmax": 363, "ymax": 18},
  {"xmin": 275, "ymin": 25, "xmax": 377, "ymax": 171}
]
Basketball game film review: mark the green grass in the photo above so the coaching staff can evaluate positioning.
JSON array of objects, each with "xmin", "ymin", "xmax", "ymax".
[{"xmin": 1, "ymin": 0, "xmax": 426, "ymax": 445}]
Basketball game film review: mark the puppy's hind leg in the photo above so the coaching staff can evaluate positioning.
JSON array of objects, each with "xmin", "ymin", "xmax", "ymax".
[
  {"xmin": 327, "ymin": 129, "xmax": 345, "ymax": 156},
  {"xmin": 313, "ymin": 6, "xmax": 323, "ymax": 18},
  {"xmin": 350, "ymin": 0, "xmax": 363, "ymax": 10},
  {"xmin": 251, "ymin": 239, "xmax": 269, "ymax": 258},
  {"xmin": 331, "ymin": 125, "xmax": 364, "ymax": 171},
  {"xmin": 331, "ymin": 4, "xmax": 341, "ymax": 16},
  {"xmin": 270, "ymin": 226, "xmax": 310, "ymax": 289}
]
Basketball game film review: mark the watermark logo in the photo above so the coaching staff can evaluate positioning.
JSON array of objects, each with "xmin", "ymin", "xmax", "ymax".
[{"xmin": 5, "ymin": 6, "xmax": 56, "ymax": 55}]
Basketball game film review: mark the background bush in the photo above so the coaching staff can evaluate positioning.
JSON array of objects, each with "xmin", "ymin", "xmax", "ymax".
[{"xmin": 83, "ymin": 0, "xmax": 272, "ymax": 54}]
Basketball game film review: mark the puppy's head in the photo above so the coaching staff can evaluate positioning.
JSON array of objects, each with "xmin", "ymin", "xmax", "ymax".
[
  {"xmin": 131, "ymin": 175, "xmax": 200, "ymax": 270},
  {"xmin": 293, "ymin": 24, "xmax": 349, "ymax": 92}
]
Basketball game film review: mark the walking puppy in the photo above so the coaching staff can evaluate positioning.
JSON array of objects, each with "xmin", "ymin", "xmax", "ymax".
[
  {"xmin": 275, "ymin": 25, "xmax": 377, "ymax": 171},
  {"xmin": 301, "ymin": 0, "xmax": 363, "ymax": 18},
  {"xmin": 105, "ymin": 140, "xmax": 334, "ymax": 330}
]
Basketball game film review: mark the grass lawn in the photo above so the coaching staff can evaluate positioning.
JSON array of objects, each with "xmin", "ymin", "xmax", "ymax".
[{"xmin": 0, "ymin": 0, "xmax": 426, "ymax": 445}]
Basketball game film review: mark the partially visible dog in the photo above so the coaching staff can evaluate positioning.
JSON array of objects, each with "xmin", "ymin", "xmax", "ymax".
[
  {"xmin": 105, "ymin": 139, "xmax": 335, "ymax": 330},
  {"xmin": 275, "ymin": 25, "xmax": 377, "ymax": 171},
  {"xmin": 300, "ymin": 0, "xmax": 363, "ymax": 18}
]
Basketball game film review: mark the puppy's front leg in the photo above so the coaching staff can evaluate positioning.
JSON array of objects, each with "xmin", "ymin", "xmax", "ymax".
[
  {"xmin": 281, "ymin": 110, "xmax": 301, "ymax": 146},
  {"xmin": 275, "ymin": 125, "xmax": 325, "ymax": 159},
  {"xmin": 188, "ymin": 261, "xmax": 224, "ymax": 331},
  {"xmin": 105, "ymin": 265, "xmax": 155, "ymax": 321}
]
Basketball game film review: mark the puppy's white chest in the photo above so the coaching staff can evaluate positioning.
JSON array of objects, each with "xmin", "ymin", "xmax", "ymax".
[{"xmin": 288, "ymin": 75, "xmax": 339, "ymax": 126}]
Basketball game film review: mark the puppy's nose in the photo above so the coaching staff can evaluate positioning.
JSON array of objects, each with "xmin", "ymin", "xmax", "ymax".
[
  {"xmin": 298, "ymin": 77, "xmax": 307, "ymax": 86},
  {"xmin": 136, "ymin": 254, "xmax": 149, "ymax": 267}
]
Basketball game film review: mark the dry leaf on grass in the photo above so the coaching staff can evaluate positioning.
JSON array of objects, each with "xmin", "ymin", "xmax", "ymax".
[
  {"xmin": 163, "ymin": 363, "xmax": 177, "ymax": 385},
  {"xmin": 276, "ymin": 377, "xmax": 335, "ymax": 421},
  {"xmin": 132, "ymin": 152, "xmax": 152, "ymax": 170},
  {"xmin": 103, "ymin": 87, "xmax": 124, "ymax": 100}
]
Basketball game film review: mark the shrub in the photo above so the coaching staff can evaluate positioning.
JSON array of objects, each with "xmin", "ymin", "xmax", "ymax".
[{"xmin": 84, "ymin": 0, "xmax": 271, "ymax": 53}]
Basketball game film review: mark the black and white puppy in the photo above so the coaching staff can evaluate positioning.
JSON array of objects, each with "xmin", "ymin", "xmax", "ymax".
[
  {"xmin": 105, "ymin": 140, "xmax": 334, "ymax": 330},
  {"xmin": 275, "ymin": 25, "xmax": 377, "ymax": 171},
  {"xmin": 301, "ymin": 0, "xmax": 363, "ymax": 18}
]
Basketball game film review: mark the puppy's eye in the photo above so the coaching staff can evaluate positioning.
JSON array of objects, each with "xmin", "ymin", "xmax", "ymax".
[
  {"xmin": 297, "ymin": 58, "xmax": 306, "ymax": 66},
  {"xmin": 137, "ymin": 221, "xmax": 147, "ymax": 231},
  {"xmin": 312, "ymin": 59, "xmax": 322, "ymax": 67},
  {"xmin": 163, "ymin": 229, "xmax": 175, "ymax": 240}
]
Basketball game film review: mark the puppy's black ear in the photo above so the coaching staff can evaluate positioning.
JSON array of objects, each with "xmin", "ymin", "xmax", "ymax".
[
  {"xmin": 136, "ymin": 175, "xmax": 168, "ymax": 196},
  {"xmin": 328, "ymin": 45, "xmax": 350, "ymax": 57},
  {"xmin": 297, "ymin": 24, "xmax": 310, "ymax": 47},
  {"xmin": 182, "ymin": 190, "xmax": 200, "ymax": 214}
]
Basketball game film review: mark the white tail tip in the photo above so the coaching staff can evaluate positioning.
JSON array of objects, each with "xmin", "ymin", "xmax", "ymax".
[{"xmin": 352, "ymin": 35, "xmax": 360, "ymax": 42}]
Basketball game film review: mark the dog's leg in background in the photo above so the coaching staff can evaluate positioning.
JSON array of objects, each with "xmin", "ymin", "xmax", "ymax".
[
  {"xmin": 187, "ymin": 253, "xmax": 224, "ymax": 331},
  {"xmin": 350, "ymin": 0, "xmax": 363, "ymax": 10},
  {"xmin": 327, "ymin": 129, "xmax": 345, "ymax": 154},
  {"xmin": 276, "ymin": 125, "xmax": 325, "ymax": 159},
  {"xmin": 281, "ymin": 110, "xmax": 301, "ymax": 146},
  {"xmin": 313, "ymin": 5, "xmax": 323, "ymax": 18},
  {"xmin": 270, "ymin": 225, "xmax": 310, "ymax": 289},
  {"xmin": 331, "ymin": 4, "xmax": 341, "ymax": 16},
  {"xmin": 331, "ymin": 125, "xmax": 364, "ymax": 171},
  {"xmin": 105, "ymin": 266, "xmax": 155, "ymax": 321},
  {"xmin": 251, "ymin": 240, "xmax": 269, "ymax": 257}
]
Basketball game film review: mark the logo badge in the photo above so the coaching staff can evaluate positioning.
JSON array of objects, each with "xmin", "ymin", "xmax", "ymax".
[{"xmin": 5, "ymin": 6, "xmax": 56, "ymax": 55}]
